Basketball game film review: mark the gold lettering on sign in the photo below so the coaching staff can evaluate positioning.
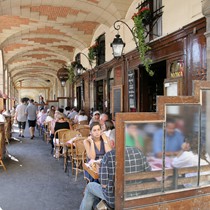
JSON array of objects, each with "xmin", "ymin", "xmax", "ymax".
[{"xmin": 170, "ymin": 60, "xmax": 184, "ymax": 78}]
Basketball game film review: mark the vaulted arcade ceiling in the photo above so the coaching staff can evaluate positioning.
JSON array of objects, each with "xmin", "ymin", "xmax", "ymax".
[{"xmin": 0, "ymin": 0, "xmax": 133, "ymax": 88}]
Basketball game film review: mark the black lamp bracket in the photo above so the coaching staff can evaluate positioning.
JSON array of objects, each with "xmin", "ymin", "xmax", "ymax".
[
  {"xmin": 79, "ymin": 52, "xmax": 93, "ymax": 69},
  {"xmin": 113, "ymin": 20, "xmax": 139, "ymax": 49}
]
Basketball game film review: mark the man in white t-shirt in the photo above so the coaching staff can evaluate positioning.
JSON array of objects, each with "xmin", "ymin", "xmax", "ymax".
[
  {"xmin": 15, "ymin": 99, "xmax": 27, "ymax": 137},
  {"xmin": 26, "ymin": 99, "xmax": 37, "ymax": 139}
]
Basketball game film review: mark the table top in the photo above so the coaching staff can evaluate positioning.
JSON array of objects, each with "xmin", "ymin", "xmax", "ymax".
[{"xmin": 83, "ymin": 162, "xmax": 99, "ymax": 179}]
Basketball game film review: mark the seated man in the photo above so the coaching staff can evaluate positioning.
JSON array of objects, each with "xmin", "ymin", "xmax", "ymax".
[
  {"xmin": 153, "ymin": 119, "xmax": 184, "ymax": 158},
  {"xmin": 79, "ymin": 130, "xmax": 151, "ymax": 210}
]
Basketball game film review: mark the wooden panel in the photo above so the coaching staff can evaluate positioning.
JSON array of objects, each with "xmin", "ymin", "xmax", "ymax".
[
  {"xmin": 124, "ymin": 192, "xmax": 210, "ymax": 209},
  {"xmin": 124, "ymin": 187, "xmax": 210, "ymax": 209},
  {"xmin": 0, "ymin": 98, "xmax": 4, "ymax": 111}
]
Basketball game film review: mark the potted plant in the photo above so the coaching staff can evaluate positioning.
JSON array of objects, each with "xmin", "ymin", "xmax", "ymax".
[
  {"xmin": 132, "ymin": 7, "xmax": 154, "ymax": 76},
  {"xmin": 88, "ymin": 41, "xmax": 98, "ymax": 62},
  {"xmin": 66, "ymin": 61, "xmax": 77, "ymax": 84}
]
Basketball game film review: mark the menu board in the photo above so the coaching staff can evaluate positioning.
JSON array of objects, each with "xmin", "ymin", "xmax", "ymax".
[
  {"xmin": 128, "ymin": 70, "xmax": 136, "ymax": 108},
  {"xmin": 112, "ymin": 85, "xmax": 123, "ymax": 118}
]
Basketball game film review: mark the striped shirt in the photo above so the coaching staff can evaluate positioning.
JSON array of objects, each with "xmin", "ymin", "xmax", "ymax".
[{"xmin": 99, "ymin": 147, "xmax": 151, "ymax": 208}]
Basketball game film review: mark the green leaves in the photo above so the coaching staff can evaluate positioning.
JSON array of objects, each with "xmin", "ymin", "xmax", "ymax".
[
  {"xmin": 88, "ymin": 47, "xmax": 96, "ymax": 62},
  {"xmin": 88, "ymin": 42, "xmax": 98, "ymax": 63},
  {"xmin": 133, "ymin": 13, "xmax": 154, "ymax": 76},
  {"xmin": 66, "ymin": 65, "xmax": 76, "ymax": 84}
]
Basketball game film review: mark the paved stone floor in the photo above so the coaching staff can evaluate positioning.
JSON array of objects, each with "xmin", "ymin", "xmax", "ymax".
[{"xmin": 0, "ymin": 124, "xmax": 85, "ymax": 210}]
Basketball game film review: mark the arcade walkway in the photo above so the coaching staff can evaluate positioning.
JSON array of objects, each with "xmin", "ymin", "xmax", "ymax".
[{"xmin": 0, "ymin": 125, "xmax": 85, "ymax": 210}]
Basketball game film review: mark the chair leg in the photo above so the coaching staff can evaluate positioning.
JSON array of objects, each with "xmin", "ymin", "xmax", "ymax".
[
  {"xmin": 0, "ymin": 160, "xmax": 6, "ymax": 171},
  {"xmin": 64, "ymin": 150, "xmax": 70, "ymax": 173},
  {"xmin": 75, "ymin": 160, "xmax": 78, "ymax": 181},
  {"xmin": 71, "ymin": 158, "xmax": 75, "ymax": 175}
]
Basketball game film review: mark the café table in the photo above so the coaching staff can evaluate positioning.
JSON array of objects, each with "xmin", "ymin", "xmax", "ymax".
[{"xmin": 82, "ymin": 162, "xmax": 99, "ymax": 179}]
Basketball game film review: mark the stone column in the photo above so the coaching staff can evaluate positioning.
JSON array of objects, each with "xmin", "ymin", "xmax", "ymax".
[{"xmin": 202, "ymin": 0, "xmax": 210, "ymax": 153}]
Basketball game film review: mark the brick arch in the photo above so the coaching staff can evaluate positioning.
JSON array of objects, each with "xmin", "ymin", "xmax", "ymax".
[
  {"xmin": 0, "ymin": 0, "xmax": 134, "ymax": 89},
  {"xmin": 5, "ymin": 45, "xmax": 72, "ymax": 65}
]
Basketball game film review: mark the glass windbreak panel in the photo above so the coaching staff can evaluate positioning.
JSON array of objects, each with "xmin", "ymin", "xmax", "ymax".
[
  {"xmin": 165, "ymin": 104, "xmax": 200, "ymax": 191},
  {"xmin": 199, "ymin": 90, "xmax": 210, "ymax": 187},
  {"xmin": 124, "ymin": 122, "xmax": 164, "ymax": 200}
]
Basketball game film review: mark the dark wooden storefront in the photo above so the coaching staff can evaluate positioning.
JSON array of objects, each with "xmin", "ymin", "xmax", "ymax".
[
  {"xmin": 75, "ymin": 17, "xmax": 206, "ymax": 116},
  {"xmin": 123, "ymin": 17, "xmax": 206, "ymax": 113}
]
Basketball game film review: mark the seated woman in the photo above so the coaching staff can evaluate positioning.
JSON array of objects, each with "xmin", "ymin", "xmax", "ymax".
[
  {"xmin": 84, "ymin": 122, "xmax": 112, "ymax": 182},
  {"xmin": 44, "ymin": 109, "xmax": 55, "ymax": 124}
]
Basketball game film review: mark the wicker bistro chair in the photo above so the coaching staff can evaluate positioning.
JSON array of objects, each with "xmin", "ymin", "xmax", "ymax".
[
  {"xmin": 43, "ymin": 121, "xmax": 52, "ymax": 143},
  {"xmin": 53, "ymin": 129, "xmax": 71, "ymax": 159},
  {"xmin": 76, "ymin": 127, "xmax": 90, "ymax": 137},
  {"xmin": 70, "ymin": 137, "xmax": 87, "ymax": 181},
  {"xmin": 61, "ymin": 130, "xmax": 82, "ymax": 171},
  {"xmin": 78, "ymin": 120, "xmax": 89, "ymax": 125},
  {"xmin": 72, "ymin": 123, "xmax": 79, "ymax": 130}
]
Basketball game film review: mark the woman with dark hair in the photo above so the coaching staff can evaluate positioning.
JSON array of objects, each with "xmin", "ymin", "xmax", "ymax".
[{"xmin": 84, "ymin": 122, "xmax": 112, "ymax": 182}]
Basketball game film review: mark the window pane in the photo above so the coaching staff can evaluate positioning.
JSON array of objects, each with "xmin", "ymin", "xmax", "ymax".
[
  {"xmin": 124, "ymin": 122, "xmax": 164, "ymax": 199},
  {"xmin": 199, "ymin": 90, "xmax": 210, "ymax": 187},
  {"xmin": 165, "ymin": 104, "xmax": 200, "ymax": 191},
  {"xmin": 152, "ymin": 0, "xmax": 162, "ymax": 38}
]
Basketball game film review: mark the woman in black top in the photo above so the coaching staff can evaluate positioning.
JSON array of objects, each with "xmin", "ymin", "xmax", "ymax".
[
  {"xmin": 54, "ymin": 114, "xmax": 70, "ymax": 137},
  {"xmin": 53, "ymin": 112, "xmax": 70, "ymax": 157}
]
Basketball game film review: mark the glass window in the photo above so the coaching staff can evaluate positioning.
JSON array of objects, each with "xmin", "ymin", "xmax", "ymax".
[
  {"xmin": 124, "ymin": 122, "xmax": 164, "ymax": 199},
  {"xmin": 152, "ymin": 0, "xmax": 163, "ymax": 38},
  {"xmin": 75, "ymin": 53, "xmax": 81, "ymax": 64},
  {"xmin": 96, "ymin": 34, "xmax": 105, "ymax": 65},
  {"xmin": 165, "ymin": 104, "xmax": 200, "ymax": 191},
  {"xmin": 138, "ymin": 0, "xmax": 163, "ymax": 40},
  {"xmin": 199, "ymin": 90, "xmax": 210, "ymax": 187},
  {"xmin": 123, "ymin": 100, "xmax": 210, "ymax": 201}
]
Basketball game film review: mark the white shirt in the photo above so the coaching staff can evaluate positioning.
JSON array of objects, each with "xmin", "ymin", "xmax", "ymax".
[
  {"xmin": 172, "ymin": 151, "xmax": 210, "ymax": 187},
  {"xmin": 78, "ymin": 115, "xmax": 88, "ymax": 123},
  {"xmin": 16, "ymin": 103, "xmax": 27, "ymax": 122},
  {"xmin": 103, "ymin": 130, "xmax": 112, "ymax": 138},
  {"xmin": 172, "ymin": 151, "xmax": 209, "ymax": 168},
  {"xmin": 0, "ymin": 114, "xmax": 6, "ymax": 123},
  {"xmin": 45, "ymin": 116, "xmax": 53, "ymax": 123}
]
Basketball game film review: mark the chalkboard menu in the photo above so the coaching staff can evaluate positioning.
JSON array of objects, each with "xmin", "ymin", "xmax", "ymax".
[
  {"xmin": 128, "ymin": 70, "xmax": 136, "ymax": 108},
  {"xmin": 112, "ymin": 85, "xmax": 123, "ymax": 118}
]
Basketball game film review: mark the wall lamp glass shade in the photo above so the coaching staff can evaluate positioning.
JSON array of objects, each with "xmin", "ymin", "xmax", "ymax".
[
  {"xmin": 61, "ymin": 80, "xmax": 66, "ymax": 87},
  {"xmin": 76, "ymin": 63, "xmax": 86, "ymax": 76},
  {"xmin": 110, "ymin": 34, "xmax": 125, "ymax": 57}
]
